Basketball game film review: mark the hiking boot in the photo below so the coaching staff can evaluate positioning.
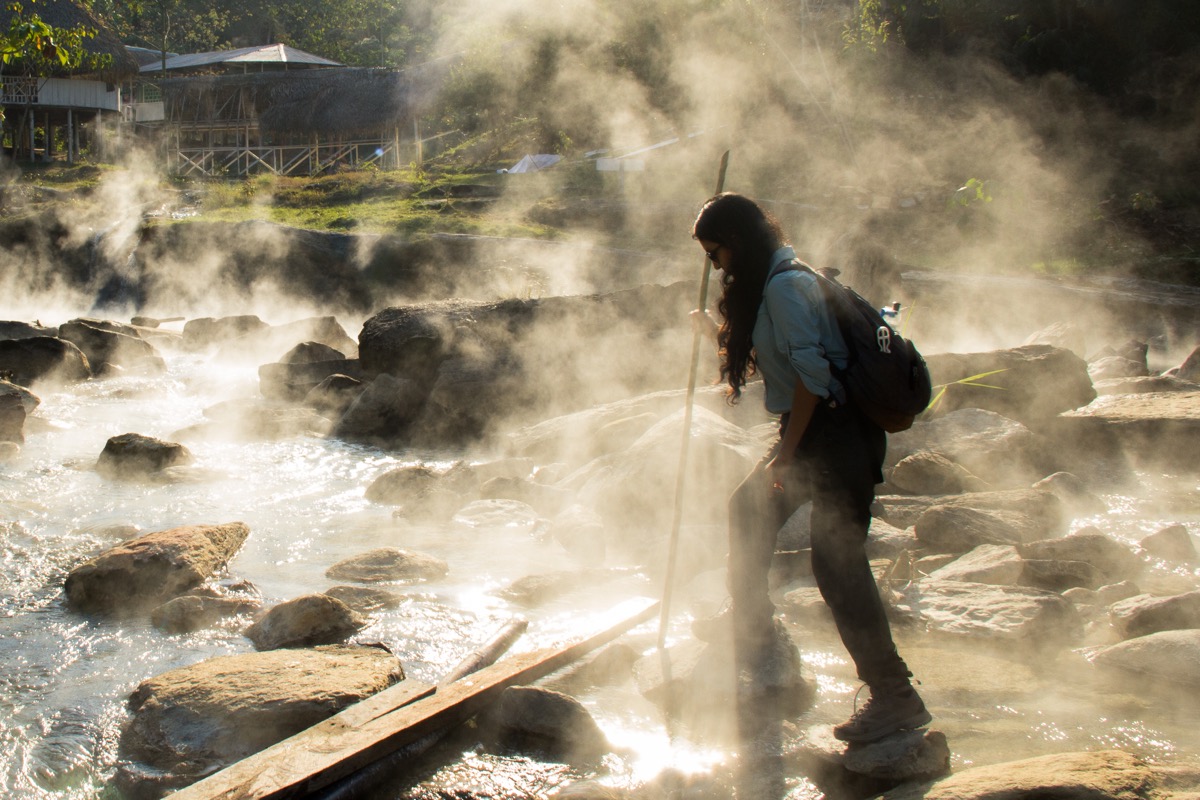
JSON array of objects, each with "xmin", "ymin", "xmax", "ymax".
[{"xmin": 832, "ymin": 685, "xmax": 932, "ymax": 744}]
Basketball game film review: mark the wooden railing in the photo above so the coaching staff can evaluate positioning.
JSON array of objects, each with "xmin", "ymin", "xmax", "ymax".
[{"xmin": 171, "ymin": 140, "xmax": 404, "ymax": 177}]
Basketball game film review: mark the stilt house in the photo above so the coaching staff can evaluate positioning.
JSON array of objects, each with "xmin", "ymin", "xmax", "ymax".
[
  {"xmin": 0, "ymin": 0, "xmax": 140, "ymax": 162},
  {"xmin": 134, "ymin": 45, "xmax": 442, "ymax": 177}
]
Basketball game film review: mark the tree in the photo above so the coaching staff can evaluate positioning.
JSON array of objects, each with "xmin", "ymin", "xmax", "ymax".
[{"xmin": 1, "ymin": 0, "xmax": 109, "ymax": 156}]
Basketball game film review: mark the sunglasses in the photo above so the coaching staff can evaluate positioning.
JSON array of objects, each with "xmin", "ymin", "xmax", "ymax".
[{"xmin": 705, "ymin": 246, "xmax": 722, "ymax": 263}]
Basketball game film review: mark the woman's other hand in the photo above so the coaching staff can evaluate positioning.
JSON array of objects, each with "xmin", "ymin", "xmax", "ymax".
[{"xmin": 690, "ymin": 308, "xmax": 719, "ymax": 341}]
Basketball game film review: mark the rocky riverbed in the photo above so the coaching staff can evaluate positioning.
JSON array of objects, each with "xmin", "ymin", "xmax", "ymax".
[{"xmin": 1, "ymin": 278, "xmax": 1199, "ymax": 800}]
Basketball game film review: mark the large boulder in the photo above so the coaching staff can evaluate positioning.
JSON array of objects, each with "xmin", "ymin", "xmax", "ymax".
[
  {"xmin": 332, "ymin": 373, "xmax": 429, "ymax": 446},
  {"xmin": 886, "ymin": 408, "xmax": 1052, "ymax": 488},
  {"xmin": 878, "ymin": 749, "xmax": 1159, "ymax": 800},
  {"xmin": 925, "ymin": 544, "xmax": 1025, "ymax": 585},
  {"xmin": 182, "ymin": 315, "xmax": 268, "ymax": 349},
  {"xmin": 1055, "ymin": 391, "xmax": 1200, "ymax": 471},
  {"xmin": 1109, "ymin": 591, "xmax": 1200, "ymax": 640},
  {"xmin": 0, "ymin": 320, "xmax": 58, "ymax": 340},
  {"xmin": 64, "ymin": 522, "xmax": 249, "ymax": 615},
  {"xmin": 890, "ymin": 580, "xmax": 1083, "ymax": 641},
  {"xmin": 887, "ymin": 451, "xmax": 988, "ymax": 495},
  {"xmin": 875, "ymin": 488, "xmax": 1066, "ymax": 534},
  {"xmin": 116, "ymin": 645, "xmax": 404, "ymax": 792},
  {"xmin": 96, "ymin": 433, "xmax": 193, "ymax": 479},
  {"xmin": 923, "ymin": 345, "xmax": 1095, "ymax": 427},
  {"xmin": 0, "ymin": 385, "xmax": 28, "ymax": 442},
  {"xmin": 258, "ymin": 358, "xmax": 362, "ymax": 402},
  {"xmin": 1087, "ymin": 629, "xmax": 1200, "ymax": 689},
  {"xmin": 59, "ymin": 318, "xmax": 161, "ymax": 374},
  {"xmin": 1017, "ymin": 531, "xmax": 1142, "ymax": 585},
  {"xmin": 914, "ymin": 505, "xmax": 1044, "ymax": 553},
  {"xmin": 0, "ymin": 336, "xmax": 91, "ymax": 386},
  {"xmin": 481, "ymin": 686, "xmax": 610, "ymax": 764}
]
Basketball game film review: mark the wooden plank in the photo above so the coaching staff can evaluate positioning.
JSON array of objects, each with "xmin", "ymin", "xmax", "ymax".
[{"xmin": 171, "ymin": 599, "xmax": 658, "ymax": 800}]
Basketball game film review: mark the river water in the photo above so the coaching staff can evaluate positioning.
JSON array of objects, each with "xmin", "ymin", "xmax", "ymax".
[{"xmin": 1, "ymin": 320, "xmax": 1198, "ymax": 800}]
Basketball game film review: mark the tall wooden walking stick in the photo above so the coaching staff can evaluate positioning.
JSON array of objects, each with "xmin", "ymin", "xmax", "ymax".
[{"xmin": 658, "ymin": 150, "xmax": 730, "ymax": 653}]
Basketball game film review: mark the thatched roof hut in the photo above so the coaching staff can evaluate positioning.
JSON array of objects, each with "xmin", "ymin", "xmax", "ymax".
[
  {"xmin": 0, "ymin": 0, "xmax": 139, "ymax": 80},
  {"xmin": 156, "ymin": 66, "xmax": 443, "ymax": 138}
]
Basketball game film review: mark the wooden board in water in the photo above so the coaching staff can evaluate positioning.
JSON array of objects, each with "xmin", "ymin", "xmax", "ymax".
[{"xmin": 170, "ymin": 599, "xmax": 659, "ymax": 800}]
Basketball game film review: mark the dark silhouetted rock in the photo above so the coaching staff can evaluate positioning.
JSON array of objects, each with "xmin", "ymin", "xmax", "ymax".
[
  {"xmin": 482, "ymin": 686, "xmax": 610, "ymax": 764},
  {"xmin": 59, "ymin": 318, "xmax": 161, "ymax": 373},
  {"xmin": 96, "ymin": 433, "xmax": 193, "ymax": 478},
  {"xmin": 0, "ymin": 336, "xmax": 91, "ymax": 386}
]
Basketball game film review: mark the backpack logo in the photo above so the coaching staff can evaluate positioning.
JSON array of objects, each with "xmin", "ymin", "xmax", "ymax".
[{"xmin": 876, "ymin": 326, "xmax": 892, "ymax": 354}]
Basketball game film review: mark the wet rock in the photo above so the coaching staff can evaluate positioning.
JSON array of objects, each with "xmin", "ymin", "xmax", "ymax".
[
  {"xmin": 925, "ymin": 544, "xmax": 1024, "ymax": 585},
  {"xmin": 364, "ymin": 462, "xmax": 480, "ymax": 520},
  {"xmin": 1093, "ymin": 374, "xmax": 1199, "ymax": 395},
  {"xmin": 150, "ymin": 594, "xmax": 261, "ymax": 634},
  {"xmin": 0, "ymin": 389, "xmax": 26, "ymax": 443},
  {"xmin": 96, "ymin": 433, "xmax": 193, "ymax": 479},
  {"xmin": 414, "ymin": 353, "xmax": 521, "ymax": 445},
  {"xmin": 282, "ymin": 341, "xmax": 346, "ymax": 364},
  {"xmin": 1018, "ymin": 531, "xmax": 1142, "ymax": 584},
  {"xmin": 0, "ymin": 441, "xmax": 18, "ymax": 461},
  {"xmin": 333, "ymin": 373, "xmax": 428, "ymax": 446},
  {"xmin": 1109, "ymin": 591, "xmax": 1200, "ymax": 639},
  {"xmin": 481, "ymin": 686, "xmax": 609, "ymax": 764},
  {"xmin": 877, "ymin": 749, "xmax": 1156, "ymax": 800},
  {"xmin": 890, "ymin": 580, "xmax": 1082, "ymax": 640},
  {"xmin": 64, "ymin": 522, "xmax": 249, "ymax": 615},
  {"xmin": 116, "ymin": 645, "xmax": 404, "ymax": 790},
  {"xmin": 59, "ymin": 318, "xmax": 161, "ymax": 374},
  {"xmin": 1096, "ymin": 580, "xmax": 1142, "ymax": 605},
  {"xmin": 1031, "ymin": 471, "xmax": 1106, "ymax": 515},
  {"xmin": 792, "ymin": 724, "xmax": 950, "ymax": 787},
  {"xmin": 0, "ymin": 336, "xmax": 91, "ymax": 386},
  {"xmin": 1057, "ymin": 390, "xmax": 1200, "ymax": 471},
  {"xmin": 923, "ymin": 344, "xmax": 1096, "ymax": 426},
  {"xmin": 876, "ymin": 487, "xmax": 1066, "ymax": 533},
  {"xmin": 303, "ymin": 373, "xmax": 364, "ymax": 418},
  {"xmin": 1088, "ymin": 355, "xmax": 1149, "ymax": 380},
  {"xmin": 1087, "ymin": 629, "xmax": 1200, "ymax": 688},
  {"xmin": 0, "ymin": 377, "xmax": 41, "ymax": 414},
  {"xmin": 1023, "ymin": 321, "xmax": 1087, "ymax": 357},
  {"xmin": 1140, "ymin": 524, "xmax": 1198, "ymax": 564},
  {"xmin": 244, "ymin": 593, "xmax": 369, "ymax": 650},
  {"xmin": 886, "ymin": 408, "xmax": 1051, "ymax": 488},
  {"xmin": 0, "ymin": 320, "xmax": 58, "ymax": 340},
  {"xmin": 182, "ymin": 315, "xmax": 268, "ymax": 349},
  {"xmin": 481, "ymin": 474, "xmax": 571, "ymax": 516},
  {"xmin": 914, "ymin": 505, "xmax": 1037, "ymax": 553},
  {"xmin": 258, "ymin": 358, "xmax": 362, "ymax": 402},
  {"xmin": 1021, "ymin": 558, "xmax": 1105, "ymax": 591},
  {"xmin": 887, "ymin": 451, "xmax": 988, "ymax": 495},
  {"xmin": 323, "ymin": 584, "xmax": 406, "ymax": 613},
  {"xmin": 325, "ymin": 547, "xmax": 449, "ymax": 583}
]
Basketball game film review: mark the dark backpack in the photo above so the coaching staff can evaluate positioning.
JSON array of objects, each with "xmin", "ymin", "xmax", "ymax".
[{"xmin": 771, "ymin": 260, "xmax": 932, "ymax": 433}]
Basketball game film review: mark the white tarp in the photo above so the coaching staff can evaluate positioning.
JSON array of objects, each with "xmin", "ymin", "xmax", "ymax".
[{"xmin": 503, "ymin": 154, "xmax": 562, "ymax": 173}]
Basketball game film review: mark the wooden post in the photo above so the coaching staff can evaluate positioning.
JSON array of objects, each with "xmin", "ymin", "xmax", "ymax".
[{"xmin": 67, "ymin": 109, "xmax": 74, "ymax": 164}]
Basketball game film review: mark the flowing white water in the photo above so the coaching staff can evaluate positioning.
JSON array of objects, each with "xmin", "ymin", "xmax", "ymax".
[{"xmin": 1, "ymin": 333, "xmax": 1197, "ymax": 800}]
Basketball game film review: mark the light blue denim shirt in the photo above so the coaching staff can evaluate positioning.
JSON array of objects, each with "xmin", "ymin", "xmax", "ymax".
[{"xmin": 752, "ymin": 246, "xmax": 849, "ymax": 414}]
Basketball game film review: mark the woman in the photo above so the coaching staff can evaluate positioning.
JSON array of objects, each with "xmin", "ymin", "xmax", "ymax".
[{"xmin": 691, "ymin": 192, "xmax": 931, "ymax": 744}]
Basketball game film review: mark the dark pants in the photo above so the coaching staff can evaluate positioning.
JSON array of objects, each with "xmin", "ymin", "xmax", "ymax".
[{"xmin": 728, "ymin": 402, "xmax": 910, "ymax": 686}]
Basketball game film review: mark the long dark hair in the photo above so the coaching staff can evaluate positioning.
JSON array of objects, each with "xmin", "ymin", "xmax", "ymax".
[{"xmin": 692, "ymin": 193, "xmax": 786, "ymax": 400}]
